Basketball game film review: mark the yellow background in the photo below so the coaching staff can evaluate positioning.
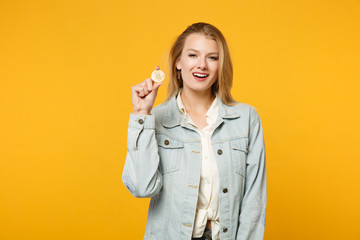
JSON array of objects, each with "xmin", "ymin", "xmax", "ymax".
[{"xmin": 1, "ymin": 0, "xmax": 359, "ymax": 239}]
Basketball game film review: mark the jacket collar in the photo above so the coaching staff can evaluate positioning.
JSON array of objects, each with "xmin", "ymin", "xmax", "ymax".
[{"xmin": 162, "ymin": 95, "xmax": 240, "ymax": 128}]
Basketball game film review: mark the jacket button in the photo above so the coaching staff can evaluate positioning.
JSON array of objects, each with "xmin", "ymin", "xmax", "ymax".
[
  {"xmin": 164, "ymin": 140, "xmax": 170, "ymax": 145},
  {"xmin": 217, "ymin": 149, "xmax": 223, "ymax": 155},
  {"xmin": 223, "ymin": 188, "xmax": 228, "ymax": 193},
  {"xmin": 138, "ymin": 119, "xmax": 144, "ymax": 125},
  {"xmin": 223, "ymin": 227, "xmax": 228, "ymax": 233}
]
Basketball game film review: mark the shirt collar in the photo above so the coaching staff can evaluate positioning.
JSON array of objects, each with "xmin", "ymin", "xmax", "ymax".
[{"xmin": 161, "ymin": 92, "xmax": 240, "ymax": 129}]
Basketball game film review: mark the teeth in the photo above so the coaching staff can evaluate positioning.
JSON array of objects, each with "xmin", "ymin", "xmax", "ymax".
[{"xmin": 193, "ymin": 73, "xmax": 208, "ymax": 77}]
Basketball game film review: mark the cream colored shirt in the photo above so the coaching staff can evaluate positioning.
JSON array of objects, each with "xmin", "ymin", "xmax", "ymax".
[{"xmin": 176, "ymin": 91, "xmax": 220, "ymax": 240}]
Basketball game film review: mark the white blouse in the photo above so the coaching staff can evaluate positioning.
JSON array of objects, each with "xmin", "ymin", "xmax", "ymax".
[{"xmin": 176, "ymin": 91, "xmax": 220, "ymax": 240}]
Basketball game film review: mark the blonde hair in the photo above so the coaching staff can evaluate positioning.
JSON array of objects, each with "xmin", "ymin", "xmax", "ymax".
[{"xmin": 166, "ymin": 22, "xmax": 236, "ymax": 105}]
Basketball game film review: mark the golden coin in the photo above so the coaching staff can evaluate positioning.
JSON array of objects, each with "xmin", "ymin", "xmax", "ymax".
[{"xmin": 151, "ymin": 69, "xmax": 165, "ymax": 82}]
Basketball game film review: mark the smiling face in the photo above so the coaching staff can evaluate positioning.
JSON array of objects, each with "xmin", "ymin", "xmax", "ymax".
[{"xmin": 176, "ymin": 33, "xmax": 219, "ymax": 95}]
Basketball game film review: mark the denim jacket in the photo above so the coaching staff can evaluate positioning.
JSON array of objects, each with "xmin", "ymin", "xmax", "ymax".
[{"xmin": 122, "ymin": 96, "xmax": 267, "ymax": 240}]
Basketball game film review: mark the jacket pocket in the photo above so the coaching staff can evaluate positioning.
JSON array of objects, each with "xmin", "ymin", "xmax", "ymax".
[
  {"xmin": 230, "ymin": 138, "xmax": 248, "ymax": 177},
  {"xmin": 156, "ymin": 133, "xmax": 184, "ymax": 174}
]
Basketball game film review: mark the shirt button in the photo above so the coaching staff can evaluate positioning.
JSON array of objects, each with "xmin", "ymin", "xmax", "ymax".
[
  {"xmin": 217, "ymin": 149, "xmax": 223, "ymax": 155},
  {"xmin": 223, "ymin": 188, "xmax": 228, "ymax": 193},
  {"xmin": 164, "ymin": 140, "xmax": 170, "ymax": 145},
  {"xmin": 223, "ymin": 227, "xmax": 228, "ymax": 233},
  {"xmin": 138, "ymin": 119, "xmax": 144, "ymax": 125}
]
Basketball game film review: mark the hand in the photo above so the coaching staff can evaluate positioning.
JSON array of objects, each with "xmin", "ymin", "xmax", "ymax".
[{"xmin": 131, "ymin": 66, "xmax": 163, "ymax": 115}]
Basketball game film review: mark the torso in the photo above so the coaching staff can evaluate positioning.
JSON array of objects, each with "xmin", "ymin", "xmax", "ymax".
[{"xmin": 142, "ymin": 97, "xmax": 260, "ymax": 240}]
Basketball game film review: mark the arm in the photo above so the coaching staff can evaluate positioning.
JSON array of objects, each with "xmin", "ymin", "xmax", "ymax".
[
  {"xmin": 122, "ymin": 66, "xmax": 163, "ymax": 198},
  {"xmin": 122, "ymin": 113, "xmax": 163, "ymax": 198},
  {"xmin": 236, "ymin": 108, "xmax": 267, "ymax": 240}
]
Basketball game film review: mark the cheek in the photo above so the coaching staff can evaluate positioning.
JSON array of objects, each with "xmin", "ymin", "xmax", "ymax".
[
  {"xmin": 213, "ymin": 60, "xmax": 220, "ymax": 68},
  {"xmin": 210, "ymin": 63, "xmax": 219, "ymax": 73},
  {"xmin": 182, "ymin": 63, "xmax": 194, "ymax": 72},
  {"xmin": 183, "ymin": 58, "xmax": 198, "ymax": 68}
]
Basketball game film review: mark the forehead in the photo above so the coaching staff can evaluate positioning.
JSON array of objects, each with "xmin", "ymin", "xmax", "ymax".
[{"xmin": 183, "ymin": 33, "xmax": 218, "ymax": 53}]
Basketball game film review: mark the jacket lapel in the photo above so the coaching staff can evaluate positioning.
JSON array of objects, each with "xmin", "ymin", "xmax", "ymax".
[{"xmin": 161, "ymin": 96, "xmax": 241, "ymax": 131}]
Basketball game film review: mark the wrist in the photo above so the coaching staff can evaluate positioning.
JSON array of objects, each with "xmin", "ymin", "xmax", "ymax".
[{"xmin": 133, "ymin": 110, "xmax": 151, "ymax": 115}]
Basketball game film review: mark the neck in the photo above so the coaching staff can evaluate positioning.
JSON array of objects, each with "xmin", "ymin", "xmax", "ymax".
[{"xmin": 180, "ymin": 87, "xmax": 215, "ymax": 115}]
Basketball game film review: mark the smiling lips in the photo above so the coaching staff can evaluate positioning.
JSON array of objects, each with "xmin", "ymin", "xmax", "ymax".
[{"xmin": 192, "ymin": 72, "xmax": 209, "ymax": 81}]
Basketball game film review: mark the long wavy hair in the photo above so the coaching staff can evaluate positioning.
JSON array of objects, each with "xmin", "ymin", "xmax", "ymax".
[{"xmin": 165, "ymin": 22, "xmax": 236, "ymax": 105}]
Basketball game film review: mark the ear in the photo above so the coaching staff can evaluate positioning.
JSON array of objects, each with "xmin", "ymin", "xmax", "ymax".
[{"xmin": 175, "ymin": 58, "xmax": 181, "ymax": 70}]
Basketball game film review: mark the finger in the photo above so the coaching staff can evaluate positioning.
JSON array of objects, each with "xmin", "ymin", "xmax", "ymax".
[
  {"xmin": 131, "ymin": 86, "xmax": 136, "ymax": 94},
  {"xmin": 145, "ymin": 78, "xmax": 153, "ymax": 92},
  {"xmin": 155, "ymin": 66, "xmax": 160, "ymax": 70},
  {"xmin": 140, "ymin": 82, "xmax": 149, "ymax": 95},
  {"xmin": 138, "ymin": 87, "xmax": 146, "ymax": 97},
  {"xmin": 131, "ymin": 85, "xmax": 140, "ymax": 96},
  {"xmin": 134, "ymin": 85, "xmax": 146, "ymax": 97}
]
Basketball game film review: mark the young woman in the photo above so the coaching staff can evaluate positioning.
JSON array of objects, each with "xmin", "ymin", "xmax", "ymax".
[{"xmin": 122, "ymin": 22, "xmax": 267, "ymax": 240}]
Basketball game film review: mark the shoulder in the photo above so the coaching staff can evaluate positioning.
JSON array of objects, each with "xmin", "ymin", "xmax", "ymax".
[
  {"xmin": 150, "ymin": 99, "xmax": 172, "ymax": 124},
  {"xmin": 151, "ymin": 99, "xmax": 170, "ymax": 114},
  {"xmin": 228, "ymin": 101, "xmax": 261, "ymax": 127}
]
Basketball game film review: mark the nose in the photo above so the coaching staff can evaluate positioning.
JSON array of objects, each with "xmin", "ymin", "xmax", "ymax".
[{"xmin": 197, "ymin": 56, "xmax": 207, "ymax": 70}]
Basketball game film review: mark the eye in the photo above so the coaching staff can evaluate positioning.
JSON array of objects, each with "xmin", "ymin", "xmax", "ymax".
[
  {"xmin": 209, "ymin": 56, "xmax": 219, "ymax": 60},
  {"xmin": 188, "ymin": 54, "xmax": 197, "ymax": 57}
]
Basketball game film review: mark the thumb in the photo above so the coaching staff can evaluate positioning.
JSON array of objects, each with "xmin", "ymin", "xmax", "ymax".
[{"xmin": 152, "ymin": 82, "xmax": 163, "ymax": 94}]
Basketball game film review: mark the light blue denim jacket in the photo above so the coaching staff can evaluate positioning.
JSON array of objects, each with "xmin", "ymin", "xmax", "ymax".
[{"xmin": 122, "ymin": 96, "xmax": 267, "ymax": 240}]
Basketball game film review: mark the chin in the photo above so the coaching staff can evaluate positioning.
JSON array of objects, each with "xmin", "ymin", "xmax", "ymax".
[{"xmin": 185, "ymin": 84, "xmax": 213, "ymax": 93}]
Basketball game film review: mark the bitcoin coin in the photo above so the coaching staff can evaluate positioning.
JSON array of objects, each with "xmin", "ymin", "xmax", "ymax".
[{"xmin": 151, "ymin": 69, "xmax": 165, "ymax": 82}]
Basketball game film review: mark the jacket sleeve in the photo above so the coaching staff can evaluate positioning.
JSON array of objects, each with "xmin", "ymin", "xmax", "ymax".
[
  {"xmin": 236, "ymin": 107, "xmax": 267, "ymax": 240},
  {"xmin": 122, "ymin": 113, "xmax": 163, "ymax": 198}
]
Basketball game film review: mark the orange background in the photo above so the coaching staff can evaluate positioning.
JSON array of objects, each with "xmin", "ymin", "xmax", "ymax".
[{"xmin": 1, "ymin": 0, "xmax": 359, "ymax": 239}]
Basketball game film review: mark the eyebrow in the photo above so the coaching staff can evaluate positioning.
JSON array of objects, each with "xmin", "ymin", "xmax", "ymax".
[{"xmin": 186, "ymin": 49, "xmax": 219, "ymax": 55}]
